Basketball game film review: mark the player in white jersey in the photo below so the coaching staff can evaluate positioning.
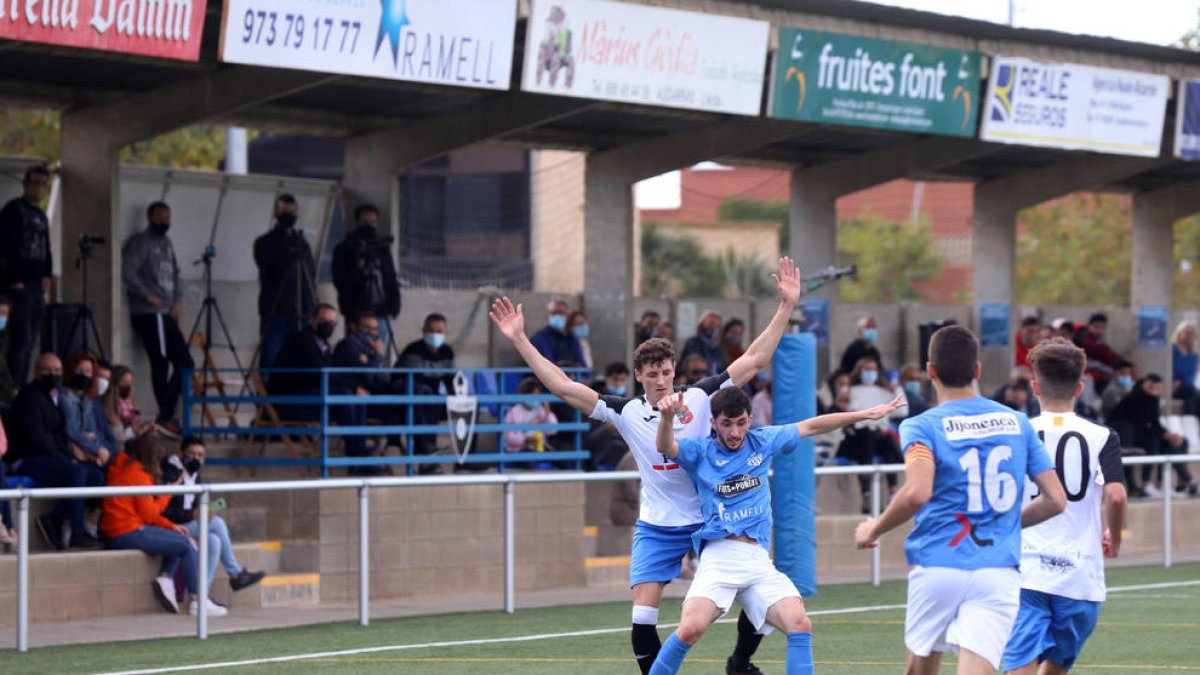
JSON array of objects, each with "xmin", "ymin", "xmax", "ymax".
[
  {"xmin": 1003, "ymin": 338, "xmax": 1127, "ymax": 675},
  {"xmin": 490, "ymin": 257, "xmax": 802, "ymax": 675}
]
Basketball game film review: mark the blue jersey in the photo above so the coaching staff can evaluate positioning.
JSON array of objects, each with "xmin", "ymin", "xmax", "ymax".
[
  {"xmin": 675, "ymin": 424, "xmax": 801, "ymax": 553},
  {"xmin": 899, "ymin": 397, "xmax": 1053, "ymax": 570}
]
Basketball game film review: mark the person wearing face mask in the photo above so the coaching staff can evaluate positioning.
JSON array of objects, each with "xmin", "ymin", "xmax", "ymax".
[
  {"xmin": 839, "ymin": 315, "xmax": 885, "ymax": 377},
  {"xmin": 677, "ymin": 311, "xmax": 727, "ymax": 378},
  {"xmin": 567, "ymin": 310, "xmax": 593, "ymax": 378},
  {"xmin": 397, "ymin": 313, "xmax": 458, "ymax": 469},
  {"xmin": 897, "ymin": 364, "xmax": 930, "ymax": 418},
  {"xmin": 0, "ymin": 295, "xmax": 17, "ymax": 408},
  {"xmin": 122, "ymin": 202, "xmax": 193, "ymax": 437},
  {"xmin": 1101, "ymin": 360, "xmax": 1136, "ymax": 420},
  {"xmin": 839, "ymin": 357, "xmax": 907, "ymax": 513},
  {"xmin": 332, "ymin": 205, "xmax": 401, "ymax": 355},
  {"xmin": 253, "ymin": 194, "xmax": 317, "ymax": 370},
  {"xmin": 60, "ymin": 352, "xmax": 116, "ymax": 468},
  {"xmin": 531, "ymin": 299, "xmax": 587, "ymax": 370},
  {"xmin": 721, "ymin": 318, "xmax": 746, "ymax": 366},
  {"xmin": 8, "ymin": 352, "xmax": 104, "ymax": 550},
  {"xmin": 103, "ymin": 365, "xmax": 156, "ymax": 442},
  {"xmin": 0, "ymin": 165, "xmax": 53, "ymax": 387},
  {"xmin": 503, "ymin": 377, "xmax": 558, "ymax": 453},
  {"xmin": 334, "ymin": 312, "xmax": 387, "ymax": 393}
]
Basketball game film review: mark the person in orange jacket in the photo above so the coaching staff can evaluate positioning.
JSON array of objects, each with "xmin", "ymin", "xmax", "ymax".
[{"xmin": 100, "ymin": 435, "xmax": 225, "ymax": 617}]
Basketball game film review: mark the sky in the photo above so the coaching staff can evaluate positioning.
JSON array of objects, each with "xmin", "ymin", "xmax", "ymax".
[{"xmin": 634, "ymin": 0, "xmax": 1200, "ymax": 209}]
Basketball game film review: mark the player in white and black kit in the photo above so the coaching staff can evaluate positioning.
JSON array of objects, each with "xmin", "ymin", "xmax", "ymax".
[
  {"xmin": 1003, "ymin": 338, "xmax": 1128, "ymax": 674},
  {"xmin": 490, "ymin": 257, "xmax": 801, "ymax": 675}
]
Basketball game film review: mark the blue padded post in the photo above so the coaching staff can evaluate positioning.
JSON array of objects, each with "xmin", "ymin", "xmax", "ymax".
[{"xmin": 771, "ymin": 332, "xmax": 817, "ymax": 596}]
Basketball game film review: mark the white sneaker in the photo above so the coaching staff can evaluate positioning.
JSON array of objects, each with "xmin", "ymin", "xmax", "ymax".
[
  {"xmin": 1143, "ymin": 483, "xmax": 1163, "ymax": 498},
  {"xmin": 189, "ymin": 597, "xmax": 228, "ymax": 617},
  {"xmin": 153, "ymin": 577, "xmax": 180, "ymax": 614}
]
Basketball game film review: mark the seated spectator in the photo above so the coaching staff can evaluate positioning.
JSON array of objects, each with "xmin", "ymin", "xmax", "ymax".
[
  {"xmin": 839, "ymin": 357, "xmax": 905, "ymax": 512},
  {"xmin": 333, "ymin": 312, "xmax": 387, "ymax": 393},
  {"xmin": 61, "ymin": 352, "xmax": 116, "ymax": 467},
  {"xmin": 568, "ymin": 310, "xmax": 593, "ymax": 377},
  {"xmin": 92, "ymin": 360, "xmax": 119, "ymax": 446},
  {"xmin": 609, "ymin": 450, "xmax": 639, "ymax": 526},
  {"xmin": 1172, "ymin": 320, "xmax": 1198, "ymax": 416},
  {"xmin": 992, "ymin": 366, "xmax": 1040, "ymax": 418},
  {"xmin": 722, "ymin": 318, "xmax": 746, "ymax": 367},
  {"xmin": 1074, "ymin": 313, "xmax": 1129, "ymax": 392},
  {"xmin": 898, "ymin": 363, "xmax": 930, "ymax": 418},
  {"xmin": 582, "ymin": 363, "xmax": 632, "ymax": 471},
  {"xmin": 0, "ymin": 295, "xmax": 16, "ymax": 409},
  {"xmin": 105, "ymin": 365, "xmax": 155, "ymax": 443},
  {"xmin": 1014, "ymin": 316, "xmax": 1041, "ymax": 367},
  {"xmin": 1050, "ymin": 318, "xmax": 1075, "ymax": 341},
  {"xmin": 634, "ymin": 310, "xmax": 661, "ymax": 347},
  {"xmin": 0, "ymin": 416, "xmax": 15, "ymax": 551},
  {"xmin": 657, "ymin": 320, "xmax": 675, "ymax": 345},
  {"xmin": 678, "ymin": 311, "xmax": 726, "ymax": 377},
  {"xmin": 161, "ymin": 436, "xmax": 265, "ymax": 593},
  {"xmin": 676, "ymin": 354, "xmax": 708, "ymax": 387},
  {"xmin": 101, "ymin": 435, "xmax": 226, "ymax": 617},
  {"xmin": 396, "ymin": 313, "xmax": 457, "ymax": 472},
  {"xmin": 1108, "ymin": 374, "xmax": 1198, "ymax": 498},
  {"xmin": 7, "ymin": 352, "xmax": 103, "ymax": 550},
  {"xmin": 839, "ymin": 315, "xmax": 884, "ymax": 375},
  {"xmin": 503, "ymin": 377, "xmax": 557, "ymax": 453},
  {"xmin": 818, "ymin": 370, "xmax": 850, "ymax": 414},
  {"xmin": 531, "ymin": 299, "xmax": 586, "ymax": 368},
  {"xmin": 592, "ymin": 362, "xmax": 629, "ymax": 397},
  {"xmin": 750, "ymin": 373, "xmax": 771, "ymax": 428},
  {"xmin": 1101, "ymin": 360, "xmax": 1135, "ymax": 419}
]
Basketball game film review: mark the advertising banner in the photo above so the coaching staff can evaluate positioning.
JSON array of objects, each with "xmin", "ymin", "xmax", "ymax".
[
  {"xmin": 1174, "ymin": 80, "xmax": 1200, "ymax": 160},
  {"xmin": 0, "ymin": 0, "xmax": 208, "ymax": 61},
  {"xmin": 980, "ymin": 56, "xmax": 1168, "ymax": 157},
  {"xmin": 521, "ymin": 0, "xmax": 769, "ymax": 115},
  {"xmin": 769, "ymin": 28, "xmax": 981, "ymax": 137},
  {"xmin": 979, "ymin": 303, "xmax": 1011, "ymax": 348},
  {"xmin": 220, "ymin": 0, "xmax": 517, "ymax": 90},
  {"xmin": 1137, "ymin": 306, "xmax": 1168, "ymax": 348}
]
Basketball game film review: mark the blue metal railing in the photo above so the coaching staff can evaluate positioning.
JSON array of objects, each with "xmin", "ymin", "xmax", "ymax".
[{"xmin": 182, "ymin": 367, "xmax": 591, "ymax": 477}]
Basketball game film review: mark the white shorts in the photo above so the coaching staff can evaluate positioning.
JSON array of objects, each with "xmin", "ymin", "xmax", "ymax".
[
  {"xmin": 684, "ymin": 538, "xmax": 801, "ymax": 635},
  {"xmin": 905, "ymin": 566, "xmax": 1021, "ymax": 669}
]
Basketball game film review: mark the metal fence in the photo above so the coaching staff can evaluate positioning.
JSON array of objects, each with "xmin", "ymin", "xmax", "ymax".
[{"xmin": 1, "ymin": 455, "xmax": 1197, "ymax": 652}]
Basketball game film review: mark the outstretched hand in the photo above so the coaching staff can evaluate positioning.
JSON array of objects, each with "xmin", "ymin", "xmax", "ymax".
[
  {"xmin": 862, "ymin": 394, "xmax": 907, "ymax": 420},
  {"xmin": 489, "ymin": 297, "xmax": 526, "ymax": 342},
  {"xmin": 772, "ymin": 256, "xmax": 802, "ymax": 306},
  {"xmin": 656, "ymin": 392, "xmax": 684, "ymax": 416},
  {"xmin": 855, "ymin": 518, "xmax": 879, "ymax": 549}
]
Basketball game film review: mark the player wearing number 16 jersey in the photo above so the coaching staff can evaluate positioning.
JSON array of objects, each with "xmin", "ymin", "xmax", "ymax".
[
  {"xmin": 1003, "ymin": 339, "xmax": 1127, "ymax": 675},
  {"xmin": 855, "ymin": 326, "xmax": 1066, "ymax": 675}
]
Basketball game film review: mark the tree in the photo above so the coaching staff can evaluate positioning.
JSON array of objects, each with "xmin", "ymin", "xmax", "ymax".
[
  {"xmin": 718, "ymin": 198, "xmax": 790, "ymax": 252},
  {"xmin": 640, "ymin": 225, "xmax": 776, "ymax": 298},
  {"xmin": 837, "ymin": 212, "xmax": 944, "ymax": 303},
  {"xmin": 1015, "ymin": 193, "xmax": 1131, "ymax": 306},
  {"xmin": 1175, "ymin": 214, "xmax": 1200, "ymax": 308}
]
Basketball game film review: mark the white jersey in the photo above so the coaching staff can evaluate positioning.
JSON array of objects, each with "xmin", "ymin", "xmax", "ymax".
[
  {"xmin": 1021, "ymin": 412, "xmax": 1124, "ymax": 602},
  {"xmin": 590, "ymin": 373, "xmax": 732, "ymax": 527}
]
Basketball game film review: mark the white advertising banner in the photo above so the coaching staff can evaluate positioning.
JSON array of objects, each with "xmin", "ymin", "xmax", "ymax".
[
  {"xmin": 980, "ymin": 56, "xmax": 1168, "ymax": 157},
  {"xmin": 219, "ymin": 0, "xmax": 517, "ymax": 90},
  {"xmin": 521, "ymin": 0, "xmax": 769, "ymax": 115}
]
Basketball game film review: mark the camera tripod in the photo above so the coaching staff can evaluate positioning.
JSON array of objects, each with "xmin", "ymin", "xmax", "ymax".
[
  {"xmin": 186, "ymin": 245, "xmax": 248, "ymax": 429},
  {"xmin": 67, "ymin": 235, "xmax": 107, "ymax": 360}
]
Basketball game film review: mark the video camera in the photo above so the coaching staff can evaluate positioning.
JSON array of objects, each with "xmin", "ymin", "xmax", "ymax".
[
  {"xmin": 76, "ymin": 234, "xmax": 106, "ymax": 264},
  {"xmin": 801, "ymin": 264, "xmax": 857, "ymax": 292}
]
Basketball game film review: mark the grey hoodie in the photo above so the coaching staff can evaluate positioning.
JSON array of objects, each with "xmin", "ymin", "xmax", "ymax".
[{"xmin": 122, "ymin": 229, "xmax": 181, "ymax": 316}]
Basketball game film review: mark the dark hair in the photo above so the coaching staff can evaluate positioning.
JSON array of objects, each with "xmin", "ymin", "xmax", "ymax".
[
  {"xmin": 180, "ymin": 435, "xmax": 204, "ymax": 453},
  {"xmin": 146, "ymin": 201, "xmax": 170, "ymax": 219},
  {"xmin": 604, "ymin": 362, "xmax": 629, "ymax": 378},
  {"xmin": 633, "ymin": 338, "xmax": 675, "ymax": 372},
  {"xmin": 94, "ymin": 357, "xmax": 111, "ymax": 371},
  {"xmin": 722, "ymin": 318, "xmax": 745, "ymax": 335},
  {"xmin": 710, "ymin": 387, "xmax": 751, "ymax": 419},
  {"xmin": 354, "ymin": 311, "xmax": 378, "ymax": 325},
  {"xmin": 127, "ymin": 435, "xmax": 165, "ymax": 483},
  {"xmin": 826, "ymin": 369, "xmax": 849, "ymax": 393},
  {"xmin": 1020, "ymin": 316, "xmax": 1040, "ymax": 328},
  {"xmin": 1143, "ymin": 373, "xmax": 1163, "ymax": 385},
  {"xmin": 641, "ymin": 310, "xmax": 660, "ymax": 320},
  {"xmin": 424, "ymin": 313, "xmax": 446, "ymax": 328},
  {"xmin": 929, "ymin": 325, "xmax": 979, "ymax": 388},
  {"xmin": 568, "ymin": 310, "xmax": 587, "ymax": 327},
  {"xmin": 315, "ymin": 302, "xmax": 337, "ymax": 316},
  {"xmin": 1114, "ymin": 359, "xmax": 1134, "ymax": 370},
  {"xmin": 353, "ymin": 204, "xmax": 379, "ymax": 222},
  {"xmin": 0, "ymin": 294, "xmax": 9, "ymax": 307},
  {"xmin": 517, "ymin": 376, "xmax": 543, "ymax": 396},
  {"xmin": 1088, "ymin": 313, "xmax": 1108, "ymax": 326},
  {"xmin": 275, "ymin": 193, "xmax": 297, "ymax": 211},
  {"xmin": 1028, "ymin": 338, "xmax": 1085, "ymax": 401},
  {"xmin": 24, "ymin": 165, "xmax": 50, "ymax": 181}
]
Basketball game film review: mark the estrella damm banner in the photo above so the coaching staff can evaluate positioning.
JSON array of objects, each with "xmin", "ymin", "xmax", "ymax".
[{"xmin": 769, "ymin": 28, "xmax": 981, "ymax": 137}]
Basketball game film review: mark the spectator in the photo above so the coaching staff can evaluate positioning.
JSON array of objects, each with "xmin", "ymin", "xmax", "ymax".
[
  {"xmin": 657, "ymin": 320, "xmax": 675, "ymax": 345},
  {"xmin": 0, "ymin": 165, "xmax": 53, "ymax": 386},
  {"xmin": 634, "ymin": 310, "xmax": 661, "ymax": 347},
  {"xmin": 122, "ymin": 201, "xmax": 193, "ymax": 436},
  {"xmin": 992, "ymin": 366, "xmax": 1040, "ymax": 417},
  {"xmin": 839, "ymin": 357, "xmax": 905, "ymax": 512},
  {"xmin": 331, "ymin": 204, "xmax": 401, "ymax": 352},
  {"xmin": 898, "ymin": 363, "xmax": 930, "ymax": 418},
  {"xmin": 1171, "ymin": 320, "xmax": 1198, "ymax": 416},
  {"xmin": 568, "ymin": 310, "xmax": 593, "ymax": 376},
  {"xmin": 593, "ymin": 362, "xmax": 630, "ymax": 397},
  {"xmin": 529, "ymin": 299, "xmax": 586, "ymax": 369},
  {"xmin": 1101, "ymin": 360, "xmax": 1135, "ymax": 419},
  {"xmin": 61, "ymin": 353, "xmax": 116, "ymax": 467},
  {"xmin": 722, "ymin": 318, "xmax": 746, "ymax": 366},
  {"xmin": 818, "ymin": 370, "xmax": 851, "ymax": 414},
  {"xmin": 7, "ymin": 352, "xmax": 103, "ymax": 550},
  {"xmin": 503, "ymin": 377, "xmax": 558, "ymax": 453},
  {"xmin": 609, "ymin": 450, "xmax": 639, "ymax": 526},
  {"xmin": 0, "ymin": 417, "xmax": 15, "ymax": 551},
  {"xmin": 104, "ymin": 365, "xmax": 155, "ymax": 443},
  {"xmin": 101, "ymin": 435, "xmax": 226, "ymax": 617},
  {"xmin": 91, "ymin": 360, "xmax": 120, "ymax": 448},
  {"xmin": 677, "ymin": 354, "xmax": 708, "ymax": 386},
  {"xmin": 268, "ymin": 304, "xmax": 370, "ymax": 471},
  {"xmin": 333, "ymin": 312, "xmax": 387, "ymax": 393},
  {"xmin": 0, "ymin": 295, "xmax": 16, "ymax": 407},
  {"xmin": 1075, "ymin": 313, "xmax": 1129, "ymax": 392},
  {"xmin": 254, "ymin": 194, "xmax": 317, "ymax": 370},
  {"xmin": 1050, "ymin": 318, "xmax": 1075, "ymax": 341},
  {"xmin": 161, "ymin": 436, "xmax": 266, "ymax": 594},
  {"xmin": 1108, "ymin": 374, "xmax": 1198, "ymax": 498},
  {"xmin": 839, "ymin": 315, "xmax": 884, "ymax": 375},
  {"xmin": 1015, "ymin": 316, "xmax": 1041, "ymax": 368},
  {"xmin": 678, "ymin": 311, "xmax": 726, "ymax": 377},
  {"xmin": 396, "ymin": 313, "xmax": 457, "ymax": 470},
  {"xmin": 582, "ymin": 362, "xmax": 633, "ymax": 471},
  {"xmin": 750, "ymin": 373, "xmax": 772, "ymax": 428}
]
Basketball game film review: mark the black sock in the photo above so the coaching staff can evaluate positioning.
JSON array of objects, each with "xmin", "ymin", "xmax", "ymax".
[
  {"xmin": 729, "ymin": 610, "xmax": 764, "ymax": 669},
  {"xmin": 632, "ymin": 623, "xmax": 662, "ymax": 675}
]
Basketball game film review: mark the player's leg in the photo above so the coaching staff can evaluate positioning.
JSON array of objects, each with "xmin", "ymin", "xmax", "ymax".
[
  {"xmin": 763, "ymin": 596, "xmax": 814, "ymax": 675},
  {"xmin": 904, "ymin": 567, "xmax": 966, "ymax": 675},
  {"xmin": 1002, "ymin": 589, "xmax": 1054, "ymax": 675},
  {"xmin": 629, "ymin": 522, "xmax": 696, "ymax": 674},
  {"xmin": 740, "ymin": 546, "xmax": 809, "ymax": 675},
  {"xmin": 1036, "ymin": 595, "xmax": 1101, "ymax": 674},
  {"xmin": 904, "ymin": 649, "xmax": 944, "ymax": 675},
  {"xmin": 727, "ymin": 608, "xmax": 768, "ymax": 675},
  {"xmin": 648, "ymin": 597, "xmax": 723, "ymax": 675},
  {"xmin": 946, "ymin": 568, "xmax": 1022, "ymax": 675},
  {"xmin": 651, "ymin": 541, "xmax": 741, "ymax": 675},
  {"xmin": 631, "ymin": 582, "xmax": 667, "ymax": 674}
]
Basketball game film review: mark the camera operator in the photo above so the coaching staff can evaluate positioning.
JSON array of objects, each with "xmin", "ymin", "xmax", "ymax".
[
  {"xmin": 332, "ymin": 204, "xmax": 400, "ymax": 351},
  {"xmin": 122, "ymin": 202, "xmax": 193, "ymax": 436},
  {"xmin": 253, "ymin": 195, "xmax": 317, "ymax": 369},
  {"xmin": 0, "ymin": 165, "xmax": 53, "ymax": 385}
]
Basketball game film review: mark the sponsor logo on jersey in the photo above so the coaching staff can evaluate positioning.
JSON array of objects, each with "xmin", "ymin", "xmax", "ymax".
[
  {"xmin": 1037, "ymin": 554, "xmax": 1077, "ymax": 574},
  {"xmin": 942, "ymin": 412, "xmax": 1021, "ymax": 441},
  {"xmin": 675, "ymin": 405, "xmax": 694, "ymax": 425},
  {"xmin": 717, "ymin": 501, "xmax": 764, "ymax": 523},
  {"xmin": 948, "ymin": 513, "xmax": 993, "ymax": 548},
  {"xmin": 715, "ymin": 473, "xmax": 761, "ymax": 498},
  {"xmin": 747, "ymin": 452, "xmax": 764, "ymax": 467}
]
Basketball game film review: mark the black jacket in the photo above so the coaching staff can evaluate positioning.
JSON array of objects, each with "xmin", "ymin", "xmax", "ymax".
[
  {"xmin": 397, "ymin": 339, "xmax": 455, "ymax": 392},
  {"xmin": 8, "ymin": 384, "xmax": 72, "ymax": 463},
  {"xmin": 839, "ymin": 339, "xmax": 884, "ymax": 375},
  {"xmin": 253, "ymin": 225, "xmax": 317, "ymax": 319},
  {"xmin": 1108, "ymin": 387, "xmax": 1166, "ymax": 439},
  {"xmin": 0, "ymin": 197, "xmax": 52, "ymax": 287},
  {"xmin": 334, "ymin": 332, "xmax": 387, "ymax": 391},
  {"xmin": 331, "ymin": 226, "xmax": 401, "ymax": 319},
  {"xmin": 268, "ymin": 327, "xmax": 355, "ymax": 393},
  {"xmin": 160, "ymin": 457, "xmax": 197, "ymax": 525}
]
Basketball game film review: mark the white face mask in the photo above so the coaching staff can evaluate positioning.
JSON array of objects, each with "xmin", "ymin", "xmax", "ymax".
[{"xmin": 96, "ymin": 377, "xmax": 110, "ymax": 397}]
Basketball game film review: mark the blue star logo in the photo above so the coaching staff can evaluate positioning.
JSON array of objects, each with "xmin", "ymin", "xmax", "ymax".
[{"xmin": 375, "ymin": 0, "xmax": 410, "ymax": 66}]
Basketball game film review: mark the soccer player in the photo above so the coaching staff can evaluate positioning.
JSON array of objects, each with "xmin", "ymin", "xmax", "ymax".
[
  {"xmin": 1002, "ymin": 338, "xmax": 1127, "ymax": 675},
  {"xmin": 650, "ymin": 386, "xmax": 905, "ymax": 675},
  {"xmin": 489, "ymin": 257, "xmax": 801, "ymax": 675},
  {"xmin": 854, "ymin": 325, "xmax": 1067, "ymax": 675}
]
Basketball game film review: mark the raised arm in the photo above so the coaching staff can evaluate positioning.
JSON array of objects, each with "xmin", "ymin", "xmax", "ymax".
[
  {"xmin": 726, "ymin": 257, "xmax": 802, "ymax": 387},
  {"xmin": 655, "ymin": 392, "xmax": 684, "ymax": 460},
  {"xmin": 796, "ymin": 394, "xmax": 906, "ymax": 438},
  {"xmin": 1022, "ymin": 469, "xmax": 1067, "ymax": 528},
  {"xmin": 490, "ymin": 297, "xmax": 599, "ymax": 414}
]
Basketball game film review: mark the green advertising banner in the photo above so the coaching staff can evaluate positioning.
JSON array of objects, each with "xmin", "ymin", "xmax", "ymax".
[{"xmin": 770, "ymin": 28, "xmax": 981, "ymax": 137}]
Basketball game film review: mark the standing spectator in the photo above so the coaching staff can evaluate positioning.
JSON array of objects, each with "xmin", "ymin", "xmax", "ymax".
[
  {"xmin": 1101, "ymin": 360, "xmax": 1135, "ymax": 419},
  {"xmin": 1171, "ymin": 320, "xmax": 1199, "ymax": 416},
  {"xmin": 634, "ymin": 310, "xmax": 661, "ymax": 347},
  {"xmin": 1074, "ymin": 313, "xmax": 1129, "ymax": 392},
  {"xmin": 1108, "ymin": 374, "xmax": 1198, "ymax": 498},
  {"xmin": 7, "ymin": 353, "xmax": 103, "ymax": 550},
  {"xmin": 530, "ymin": 299, "xmax": 585, "ymax": 367},
  {"xmin": 396, "ymin": 313, "xmax": 456, "ymax": 469},
  {"xmin": 253, "ymin": 194, "xmax": 317, "ymax": 370},
  {"xmin": 101, "ymin": 435, "xmax": 226, "ymax": 617},
  {"xmin": 161, "ymin": 436, "xmax": 266, "ymax": 594},
  {"xmin": 0, "ymin": 417, "xmax": 15, "ymax": 551},
  {"xmin": 1014, "ymin": 316, "xmax": 1041, "ymax": 367},
  {"xmin": 104, "ymin": 365, "xmax": 155, "ymax": 443},
  {"xmin": 333, "ymin": 312, "xmax": 387, "ymax": 394},
  {"xmin": 0, "ymin": 295, "xmax": 17, "ymax": 408},
  {"xmin": 678, "ymin": 311, "xmax": 726, "ymax": 377},
  {"xmin": 839, "ymin": 315, "xmax": 885, "ymax": 375},
  {"xmin": 721, "ymin": 318, "xmax": 746, "ymax": 367},
  {"xmin": 898, "ymin": 363, "xmax": 930, "ymax": 418},
  {"xmin": 676, "ymin": 354, "xmax": 708, "ymax": 387},
  {"xmin": 331, "ymin": 204, "xmax": 401, "ymax": 353},
  {"xmin": 122, "ymin": 202, "xmax": 193, "ymax": 435},
  {"xmin": 750, "ymin": 373, "xmax": 772, "ymax": 428},
  {"xmin": 839, "ymin": 357, "xmax": 905, "ymax": 512},
  {"xmin": 0, "ymin": 165, "xmax": 53, "ymax": 386},
  {"xmin": 568, "ymin": 310, "xmax": 593, "ymax": 376},
  {"xmin": 503, "ymin": 377, "xmax": 558, "ymax": 453},
  {"xmin": 60, "ymin": 353, "xmax": 116, "ymax": 467}
]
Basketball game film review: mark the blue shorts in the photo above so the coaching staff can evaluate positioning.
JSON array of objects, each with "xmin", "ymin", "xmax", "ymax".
[
  {"xmin": 1003, "ymin": 588, "xmax": 1101, "ymax": 672},
  {"xmin": 629, "ymin": 520, "xmax": 702, "ymax": 587}
]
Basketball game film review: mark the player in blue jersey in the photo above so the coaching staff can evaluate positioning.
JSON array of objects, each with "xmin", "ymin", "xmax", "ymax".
[
  {"xmin": 651, "ymin": 386, "xmax": 905, "ymax": 675},
  {"xmin": 855, "ymin": 325, "xmax": 1066, "ymax": 675}
]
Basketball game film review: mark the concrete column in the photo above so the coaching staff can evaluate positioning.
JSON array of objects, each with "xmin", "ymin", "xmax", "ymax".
[{"xmin": 788, "ymin": 174, "xmax": 838, "ymax": 373}]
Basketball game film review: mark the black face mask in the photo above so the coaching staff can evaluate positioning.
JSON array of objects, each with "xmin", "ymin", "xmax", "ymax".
[
  {"xmin": 72, "ymin": 374, "xmax": 93, "ymax": 392},
  {"xmin": 276, "ymin": 213, "xmax": 298, "ymax": 229},
  {"xmin": 38, "ymin": 374, "xmax": 62, "ymax": 392},
  {"xmin": 315, "ymin": 321, "xmax": 336, "ymax": 339},
  {"xmin": 149, "ymin": 222, "xmax": 170, "ymax": 235},
  {"xmin": 184, "ymin": 458, "xmax": 203, "ymax": 474}
]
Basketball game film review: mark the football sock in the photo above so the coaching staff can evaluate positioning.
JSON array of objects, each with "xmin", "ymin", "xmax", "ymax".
[
  {"xmin": 631, "ymin": 606, "xmax": 662, "ymax": 675},
  {"xmin": 648, "ymin": 633, "xmax": 691, "ymax": 675},
  {"xmin": 729, "ymin": 609, "xmax": 764, "ymax": 668},
  {"xmin": 786, "ymin": 631, "xmax": 814, "ymax": 675}
]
